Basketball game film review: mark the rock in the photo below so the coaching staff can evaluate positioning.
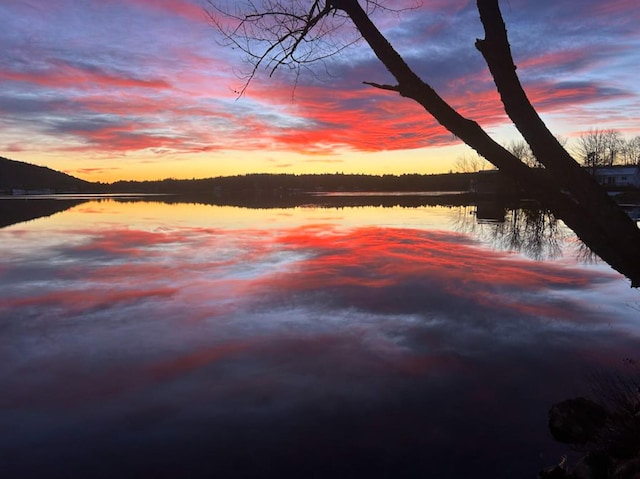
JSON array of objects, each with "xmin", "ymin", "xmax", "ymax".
[
  {"xmin": 572, "ymin": 452, "xmax": 610, "ymax": 479},
  {"xmin": 613, "ymin": 457, "xmax": 640, "ymax": 479},
  {"xmin": 539, "ymin": 455, "xmax": 569, "ymax": 478},
  {"xmin": 538, "ymin": 464, "xmax": 569, "ymax": 478},
  {"xmin": 549, "ymin": 397, "xmax": 607, "ymax": 445}
]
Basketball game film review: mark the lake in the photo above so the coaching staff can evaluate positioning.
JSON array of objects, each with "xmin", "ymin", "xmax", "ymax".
[{"xmin": 1, "ymin": 198, "xmax": 639, "ymax": 478}]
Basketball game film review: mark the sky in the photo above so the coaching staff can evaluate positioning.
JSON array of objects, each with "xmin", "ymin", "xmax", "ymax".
[{"xmin": 1, "ymin": 0, "xmax": 639, "ymax": 182}]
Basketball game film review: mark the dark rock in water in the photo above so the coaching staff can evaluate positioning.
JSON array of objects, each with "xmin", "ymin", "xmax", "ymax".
[
  {"xmin": 545, "ymin": 390, "xmax": 640, "ymax": 478},
  {"xmin": 603, "ymin": 409, "xmax": 640, "ymax": 460},
  {"xmin": 548, "ymin": 397, "xmax": 607, "ymax": 445},
  {"xmin": 613, "ymin": 457, "xmax": 640, "ymax": 479},
  {"xmin": 572, "ymin": 452, "xmax": 610, "ymax": 479},
  {"xmin": 538, "ymin": 465, "xmax": 568, "ymax": 478},
  {"xmin": 538, "ymin": 456, "xmax": 569, "ymax": 479}
]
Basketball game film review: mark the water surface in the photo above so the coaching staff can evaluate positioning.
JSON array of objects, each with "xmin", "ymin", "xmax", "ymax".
[{"xmin": 1, "ymin": 199, "xmax": 639, "ymax": 478}]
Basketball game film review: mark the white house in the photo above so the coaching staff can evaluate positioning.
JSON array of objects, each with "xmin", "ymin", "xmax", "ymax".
[{"xmin": 592, "ymin": 165, "xmax": 640, "ymax": 189}]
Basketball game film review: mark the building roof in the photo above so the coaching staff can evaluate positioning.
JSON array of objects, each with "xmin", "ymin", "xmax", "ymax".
[{"xmin": 593, "ymin": 165, "xmax": 639, "ymax": 175}]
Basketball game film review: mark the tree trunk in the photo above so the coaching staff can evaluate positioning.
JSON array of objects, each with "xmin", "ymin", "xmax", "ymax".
[
  {"xmin": 475, "ymin": 0, "xmax": 640, "ymax": 285},
  {"xmin": 335, "ymin": 0, "xmax": 640, "ymax": 286}
]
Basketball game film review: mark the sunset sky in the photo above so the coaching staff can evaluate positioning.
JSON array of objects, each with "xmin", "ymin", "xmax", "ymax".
[{"xmin": 1, "ymin": 0, "xmax": 639, "ymax": 182}]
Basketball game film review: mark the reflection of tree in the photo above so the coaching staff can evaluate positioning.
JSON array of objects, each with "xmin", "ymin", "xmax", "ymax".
[
  {"xmin": 452, "ymin": 203, "xmax": 564, "ymax": 261},
  {"xmin": 0, "ymin": 198, "xmax": 88, "ymax": 229},
  {"xmin": 495, "ymin": 208, "xmax": 563, "ymax": 261},
  {"xmin": 574, "ymin": 240, "xmax": 602, "ymax": 266}
]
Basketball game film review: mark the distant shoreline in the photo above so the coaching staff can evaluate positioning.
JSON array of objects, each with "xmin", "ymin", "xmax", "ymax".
[{"xmin": 0, "ymin": 193, "xmax": 174, "ymax": 200}]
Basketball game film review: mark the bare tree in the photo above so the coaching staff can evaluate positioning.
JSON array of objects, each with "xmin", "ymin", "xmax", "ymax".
[
  {"xmin": 575, "ymin": 128, "xmax": 624, "ymax": 172},
  {"xmin": 504, "ymin": 139, "xmax": 537, "ymax": 168},
  {"xmin": 621, "ymin": 136, "xmax": 640, "ymax": 166},
  {"xmin": 206, "ymin": 0, "xmax": 640, "ymax": 286},
  {"xmin": 453, "ymin": 152, "xmax": 492, "ymax": 173},
  {"xmin": 506, "ymin": 137, "xmax": 569, "ymax": 169}
]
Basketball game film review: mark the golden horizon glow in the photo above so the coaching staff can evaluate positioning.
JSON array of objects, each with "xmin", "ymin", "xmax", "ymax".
[{"xmin": 11, "ymin": 145, "xmax": 472, "ymax": 183}]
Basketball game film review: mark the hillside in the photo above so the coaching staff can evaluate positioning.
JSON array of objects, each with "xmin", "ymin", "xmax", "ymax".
[
  {"xmin": 1, "ymin": 156, "xmax": 485, "ymax": 197},
  {"xmin": 0, "ymin": 156, "xmax": 95, "ymax": 193}
]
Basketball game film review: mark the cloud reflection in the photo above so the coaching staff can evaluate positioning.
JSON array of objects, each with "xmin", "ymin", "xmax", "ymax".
[
  {"xmin": 2, "ymin": 214, "xmax": 639, "ymax": 478},
  {"xmin": 0, "ymin": 222, "xmax": 626, "ymax": 330}
]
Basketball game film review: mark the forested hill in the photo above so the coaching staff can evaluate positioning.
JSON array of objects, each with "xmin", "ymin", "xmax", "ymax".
[
  {"xmin": 109, "ymin": 172, "xmax": 476, "ymax": 195},
  {"xmin": 0, "ymin": 156, "xmax": 94, "ymax": 193},
  {"xmin": 1, "ymin": 156, "xmax": 482, "ymax": 195}
]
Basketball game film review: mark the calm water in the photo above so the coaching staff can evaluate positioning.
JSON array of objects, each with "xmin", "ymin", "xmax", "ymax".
[{"xmin": 1, "ymin": 199, "xmax": 639, "ymax": 478}]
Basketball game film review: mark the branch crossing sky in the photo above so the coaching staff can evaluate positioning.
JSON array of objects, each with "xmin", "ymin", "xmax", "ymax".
[{"xmin": 1, "ymin": 0, "xmax": 639, "ymax": 182}]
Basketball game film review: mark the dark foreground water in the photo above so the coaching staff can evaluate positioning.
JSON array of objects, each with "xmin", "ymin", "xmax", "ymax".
[{"xmin": 1, "ymin": 199, "xmax": 639, "ymax": 478}]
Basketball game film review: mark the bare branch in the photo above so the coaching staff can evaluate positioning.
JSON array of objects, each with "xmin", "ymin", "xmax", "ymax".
[
  {"xmin": 205, "ymin": 0, "xmax": 365, "ymax": 95},
  {"xmin": 362, "ymin": 81, "xmax": 399, "ymax": 92}
]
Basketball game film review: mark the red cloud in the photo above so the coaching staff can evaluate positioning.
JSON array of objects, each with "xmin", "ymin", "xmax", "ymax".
[
  {"xmin": 127, "ymin": 0, "xmax": 208, "ymax": 23},
  {"xmin": 5, "ymin": 286, "xmax": 178, "ymax": 313},
  {"xmin": 68, "ymin": 127, "xmax": 189, "ymax": 153},
  {"xmin": 239, "ymin": 73, "xmax": 613, "ymax": 155},
  {"xmin": 0, "ymin": 62, "xmax": 170, "ymax": 91},
  {"xmin": 241, "ymin": 83, "xmax": 453, "ymax": 153},
  {"xmin": 58, "ymin": 72, "xmax": 612, "ymax": 157}
]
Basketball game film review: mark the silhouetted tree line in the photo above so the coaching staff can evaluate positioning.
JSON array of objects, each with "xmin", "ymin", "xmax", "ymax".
[
  {"xmin": 107, "ymin": 172, "xmax": 477, "ymax": 196},
  {"xmin": 576, "ymin": 129, "xmax": 640, "ymax": 170}
]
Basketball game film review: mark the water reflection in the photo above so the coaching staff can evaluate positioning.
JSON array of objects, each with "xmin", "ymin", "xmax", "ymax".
[
  {"xmin": 0, "ymin": 197, "xmax": 87, "ymax": 227},
  {"xmin": 453, "ymin": 202, "xmax": 565, "ymax": 261},
  {"xmin": 1, "ymin": 200, "xmax": 639, "ymax": 478}
]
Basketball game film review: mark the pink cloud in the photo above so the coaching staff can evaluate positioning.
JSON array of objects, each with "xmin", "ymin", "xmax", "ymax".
[
  {"xmin": 127, "ymin": 0, "xmax": 209, "ymax": 23},
  {"xmin": 0, "ymin": 62, "xmax": 170, "ymax": 91},
  {"xmin": 5, "ymin": 286, "xmax": 178, "ymax": 313},
  {"xmin": 67, "ymin": 127, "xmax": 188, "ymax": 153},
  {"xmin": 518, "ymin": 48, "xmax": 592, "ymax": 73},
  {"xmin": 238, "ymin": 73, "xmax": 620, "ymax": 155},
  {"xmin": 583, "ymin": 0, "xmax": 640, "ymax": 18}
]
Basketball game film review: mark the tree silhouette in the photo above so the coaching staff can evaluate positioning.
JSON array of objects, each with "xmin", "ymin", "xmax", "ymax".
[
  {"xmin": 575, "ymin": 129, "xmax": 624, "ymax": 173},
  {"xmin": 207, "ymin": 0, "xmax": 640, "ymax": 286}
]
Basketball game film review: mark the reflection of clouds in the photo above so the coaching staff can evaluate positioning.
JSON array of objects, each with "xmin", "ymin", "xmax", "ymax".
[
  {"xmin": 253, "ymin": 226, "xmax": 619, "ymax": 325},
  {"xmin": 71, "ymin": 228, "xmax": 192, "ymax": 258},
  {"xmin": 0, "ymin": 222, "xmax": 628, "ymax": 327},
  {"xmin": 5, "ymin": 286, "xmax": 178, "ymax": 315},
  {"xmin": 2, "ymin": 219, "xmax": 640, "ymax": 478}
]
